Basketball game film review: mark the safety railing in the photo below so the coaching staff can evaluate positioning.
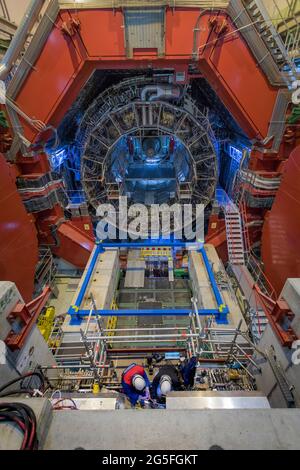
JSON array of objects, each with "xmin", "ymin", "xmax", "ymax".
[
  {"xmin": 232, "ymin": 172, "xmax": 277, "ymax": 302},
  {"xmin": 34, "ymin": 247, "xmax": 57, "ymax": 296},
  {"xmin": 244, "ymin": 0, "xmax": 300, "ymax": 80},
  {"xmin": 58, "ymin": 0, "xmax": 230, "ymax": 8}
]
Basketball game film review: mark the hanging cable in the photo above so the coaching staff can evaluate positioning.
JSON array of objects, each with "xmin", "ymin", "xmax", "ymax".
[{"xmin": 0, "ymin": 371, "xmax": 45, "ymax": 398}]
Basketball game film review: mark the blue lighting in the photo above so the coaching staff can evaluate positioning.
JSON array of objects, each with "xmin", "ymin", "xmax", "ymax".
[
  {"xmin": 229, "ymin": 145, "xmax": 243, "ymax": 163},
  {"xmin": 107, "ymin": 134, "xmax": 191, "ymax": 204},
  {"xmin": 219, "ymin": 141, "xmax": 251, "ymax": 195},
  {"xmin": 47, "ymin": 144, "xmax": 83, "ymax": 199},
  {"xmin": 49, "ymin": 147, "xmax": 68, "ymax": 171}
]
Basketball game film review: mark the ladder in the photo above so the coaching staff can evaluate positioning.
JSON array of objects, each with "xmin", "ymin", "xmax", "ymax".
[
  {"xmin": 225, "ymin": 203, "xmax": 245, "ymax": 265},
  {"xmin": 249, "ymin": 307, "xmax": 268, "ymax": 342},
  {"xmin": 266, "ymin": 347, "xmax": 295, "ymax": 407},
  {"xmin": 245, "ymin": 0, "xmax": 300, "ymax": 79}
]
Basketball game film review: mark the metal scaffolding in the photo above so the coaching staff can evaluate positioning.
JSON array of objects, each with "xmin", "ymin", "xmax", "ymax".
[
  {"xmin": 79, "ymin": 77, "xmax": 218, "ymax": 211},
  {"xmin": 47, "ymin": 305, "xmax": 261, "ymax": 388}
]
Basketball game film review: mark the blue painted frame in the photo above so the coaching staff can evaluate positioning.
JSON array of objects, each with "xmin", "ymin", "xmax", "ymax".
[{"xmin": 68, "ymin": 241, "xmax": 229, "ymax": 325}]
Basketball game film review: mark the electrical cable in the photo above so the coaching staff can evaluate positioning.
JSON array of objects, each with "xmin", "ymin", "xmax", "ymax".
[
  {"xmin": 0, "ymin": 402, "xmax": 38, "ymax": 450},
  {"xmin": 0, "ymin": 389, "xmax": 35, "ymax": 398},
  {"xmin": 52, "ymin": 398, "xmax": 78, "ymax": 410},
  {"xmin": 0, "ymin": 371, "xmax": 45, "ymax": 397},
  {"xmin": 51, "ymin": 389, "xmax": 62, "ymax": 400}
]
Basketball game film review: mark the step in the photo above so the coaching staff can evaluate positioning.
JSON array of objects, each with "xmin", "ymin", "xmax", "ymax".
[
  {"xmin": 254, "ymin": 321, "xmax": 268, "ymax": 328},
  {"xmin": 226, "ymin": 220, "xmax": 241, "ymax": 225},
  {"xmin": 227, "ymin": 228, "xmax": 243, "ymax": 232}
]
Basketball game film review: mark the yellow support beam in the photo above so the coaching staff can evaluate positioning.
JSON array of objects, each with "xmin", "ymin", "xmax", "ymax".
[
  {"xmin": 107, "ymin": 300, "xmax": 118, "ymax": 341},
  {"xmin": 38, "ymin": 306, "xmax": 55, "ymax": 342}
]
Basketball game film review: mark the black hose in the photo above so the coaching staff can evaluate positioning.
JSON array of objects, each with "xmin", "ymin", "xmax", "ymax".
[
  {"xmin": 0, "ymin": 372, "xmax": 45, "ymax": 395},
  {"xmin": 0, "ymin": 389, "xmax": 35, "ymax": 398},
  {"xmin": 0, "ymin": 402, "xmax": 38, "ymax": 450}
]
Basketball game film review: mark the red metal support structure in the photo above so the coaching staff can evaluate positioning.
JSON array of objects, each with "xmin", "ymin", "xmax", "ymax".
[
  {"xmin": 0, "ymin": 153, "xmax": 38, "ymax": 302},
  {"xmin": 11, "ymin": 8, "xmax": 281, "ymax": 144},
  {"xmin": 5, "ymin": 286, "xmax": 51, "ymax": 351},
  {"xmin": 254, "ymin": 287, "xmax": 298, "ymax": 347},
  {"xmin": 262, "ymin": 145, "xmax": 300, "ymax": 297},
  {"xmin": 2, "ymin": 4, "xmax": 298, "ymax": 325}
]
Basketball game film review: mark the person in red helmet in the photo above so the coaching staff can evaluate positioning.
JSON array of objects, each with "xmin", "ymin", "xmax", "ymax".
[{"xmin": 121, "ymin": 363, "xmax": 150, "ymax": 407}]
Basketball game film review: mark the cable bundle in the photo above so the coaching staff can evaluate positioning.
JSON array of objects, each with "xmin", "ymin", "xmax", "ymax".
[
  {"xmin": 0, "ymin": 371, "xmax": 45, "ymax": 398},
  {"xmin": 0, "ymin": 402, "xmax": 38, "ymax": 450}
]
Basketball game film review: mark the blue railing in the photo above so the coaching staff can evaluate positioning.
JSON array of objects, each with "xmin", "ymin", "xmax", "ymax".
[{"xmin": 68, "ymin": 240, "xmax": 229, "ymax": 325}]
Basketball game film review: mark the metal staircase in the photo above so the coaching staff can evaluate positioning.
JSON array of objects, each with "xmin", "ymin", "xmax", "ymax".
[
  {"xmin": 224, "ymin": 203, "xmax": 245, "ymax": 265},
  {"xmin": 249, "ymin": 306, "xmax": 268, "ymax": 342},
  {"xmin": 245, "ymin": 0, "xmax": 300, "ymax": 80},
  {"xmin": 266, "ymin": 347, "xmax": 295, "ymax": 407}
]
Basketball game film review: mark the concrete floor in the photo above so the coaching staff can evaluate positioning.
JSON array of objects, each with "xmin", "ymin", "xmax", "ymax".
[{"xmin": 43, "ymin": 409, "xmax": 300, "ymax": 450}]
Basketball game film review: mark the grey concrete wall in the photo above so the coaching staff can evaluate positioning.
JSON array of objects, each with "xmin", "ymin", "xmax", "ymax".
[
  {"xmin": 252, "ymin": 324, "xmax": 300, "ymax": 408},
  {"xmin": 43, "ymin": 408, "xmax": 300, "ymax": 450}
]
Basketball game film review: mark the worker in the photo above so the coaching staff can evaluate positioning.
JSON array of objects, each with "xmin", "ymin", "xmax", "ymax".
[
  {"xmin": 180, "ymin": 356, "xmax": 198, "ymax": 388},
  {"xmin": 151, "ymin": 364, "xmax": 183, "ymax": 401},
  {"xmin": 121, "ymin": 363, "xmax": 150, "ymax": 407}
]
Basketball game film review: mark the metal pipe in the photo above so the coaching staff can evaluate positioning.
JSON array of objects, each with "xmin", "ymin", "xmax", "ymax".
[
  {"xmin": 0, "ymin": 0, "xmax": 44, "ymax": 80},
  {"xmin": 103, "ymin": 327, "xmax": 188, "ymax": 332},
  {"xmin": 89, "ymin": 339, "xmax": 186, "ymax": 344},
  {"xmin": 141, "ymin": 85, "xmax": 181, "ymax": 102},
  {"xmin": 235, "ymin": 343, "xmax": 261, "ymax": 372},
  {"xmin": 231, "ymin": 354, "xmax": 255, "ymax": 380},
  {"xmin": 227, "ymin": 319, "xmax": 242, "ymax": 362},
  {"xmin": 86, "ymin": 333, "xmax": 192, "ymax": 341},
  {"xmin": 40, "ymin": 364, "xmax": 109, "ymax": 370},
  {"xmin": 71, "ymin": 308, "xmax": 193, "ymax": 317},
  {"xmin": 189, "ymin": 329, "xmax": 196, "ymax": 356},
  {"xmin": 190, "ymin": 312, "xmax": 200, "ymax": 352},
  {"xmin": 84, "ymin": 305, "xmax": 94, "ymax": 336},
  {"xmin": 80, "ymin": 329, "xmax": 100, "ymax": 384},
  {"xmin": 85, "ymin": 333, "xmax": 243, "ymax": 343}
]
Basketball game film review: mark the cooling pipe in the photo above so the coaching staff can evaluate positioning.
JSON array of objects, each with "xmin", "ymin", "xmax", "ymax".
[
  {"xmin": 0, "ymin": 0, "xmax": 44, "ymax": 81},
  {"xmin": 141, "ymin": 85, "xmax": 181, "ymax": 102}
]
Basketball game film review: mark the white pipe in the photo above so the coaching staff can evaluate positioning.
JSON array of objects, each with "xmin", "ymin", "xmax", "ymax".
[{"xmin": 0, "ymin": 0, "xmax": 44, "ymax": 81}]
